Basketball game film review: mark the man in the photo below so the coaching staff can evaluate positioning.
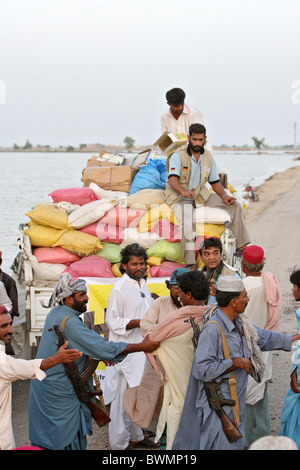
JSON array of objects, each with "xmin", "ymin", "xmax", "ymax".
[
  {"xmin": 0, "ymin": 281, "xmax": 12, "ymax": 313},
  {"xmin": 145, "ymin": 270, "xmax": 210, "ymax": 449},
  {"xmin": 164, "ymin": 123, "xmax": 250, "ymax": 268},
  {"xmin": 172, "ymin": 276, "xmax": 300, "ymax": 450},
  {"xmin": 242, "ymin": 245, "xmax": 282, "ymax": 447},
  {"xmin": 199, "ymin": 237, "xmax": 240, "ymax": 304},
  {"xmin": 281, "ymin": 269, "xmax": 300, "ymax": 445},
  {"xmin": 0, "ymin": 250, "xmax": 19, "ymax": 319},
  {"xmin": 28, "ymin": 272, "xmax": 159, "ymax": 451},
  {"xmin": 103, "ymin": 243, "xmax": 157, "ymax": 450},
  {"xmin": 140, "ymin": 267, "xmax": 189, "ymax": 335},
  {"xmin": 0, "ymin": 305, "xmax": 82, "ymax": 450}
]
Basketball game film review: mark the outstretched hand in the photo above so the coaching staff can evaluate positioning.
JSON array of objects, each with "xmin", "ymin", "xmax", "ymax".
[{"xmin": 56, "ymin": 341, "xmax": 82, "ymax": 363}]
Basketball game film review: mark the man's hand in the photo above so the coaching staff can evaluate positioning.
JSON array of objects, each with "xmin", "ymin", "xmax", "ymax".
[
  {"xmin": 182, "ymin": 188, "xmax": 196, "ymax": 199},
  {"xmin": 223, "ymin": 194, "xmax": 236, "ymax": 205},
  {"xmin": 40, "ymin": 341, "xmax": 82, "ymax": 371},
  {"xmin": 231, "ymin": 357, "xmax": 252, "ymax": 374}
]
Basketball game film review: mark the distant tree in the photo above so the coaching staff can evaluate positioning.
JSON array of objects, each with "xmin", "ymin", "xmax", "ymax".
[
  {"xmin": 13, "ymin": 143, "xmax": 19, "ymax": 149},
  {"xmin": 124, "ymin": 136, "xmax": 135, "ymax": 151},
  {"xmin": 252, "ymin": 137, "xmax": 266, "ymax": 153},
  {"xmin": 66, "ymin": 145, "xmax": 75, "ymax": 152},
  {"xmin": 23, "ymin": 139, "xmax": 33, "ymax": 150},
  {"xmin": 79, "ymin": 143, "xmax": 86, "ymax": 149}
]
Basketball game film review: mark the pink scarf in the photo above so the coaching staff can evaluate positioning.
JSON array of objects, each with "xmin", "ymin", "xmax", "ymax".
[
  {"xmin": 261, "ymin": 271, "xmax": 282, "ymax": 331},
  {"xmin": 145, "ymin": 304, "xmax": 209, "ymax": 382}
]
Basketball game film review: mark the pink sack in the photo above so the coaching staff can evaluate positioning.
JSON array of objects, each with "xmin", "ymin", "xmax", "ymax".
[
  {"xmin": 81, "ymin": 222, "xmax": 124, "ymax": 244},
  {"xmin": 33, "ymin": 247, "xmax": 81, "ymax": 265},
  {"xmin": 49, "ymin": 187, "xmax": 99, "ymax": 206},
  {"xmin": 64, "ymin": 255, "xmax": 114, "ymax": 278},
  {"xmin": 149, "ymin": 261, "xmax": 187, "ymax": 277},
  {"xmin": 99, "ymin": 206, "xmax": 146, "ymax": 228},
  {"xmin": 150, "ymin": 220, "xmax": 180, "ymax": 242}
]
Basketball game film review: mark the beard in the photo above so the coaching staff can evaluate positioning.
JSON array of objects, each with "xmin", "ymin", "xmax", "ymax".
[{"xmin": 189, "ymin": 142, "xmax": 205, "ymax": 154}]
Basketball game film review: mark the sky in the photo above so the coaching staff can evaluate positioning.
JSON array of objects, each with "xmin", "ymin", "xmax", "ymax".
[{"xmin": 1, "ymin": 0, "xmax": 300, "ymax": 148}]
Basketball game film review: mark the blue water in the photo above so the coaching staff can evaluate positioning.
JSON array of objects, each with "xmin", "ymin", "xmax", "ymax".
[{"xmin": 0, "ymin": 149, "xmax": 299, "ymax": 273}]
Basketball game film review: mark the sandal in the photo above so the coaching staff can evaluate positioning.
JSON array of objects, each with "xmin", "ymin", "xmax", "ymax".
[{"xmin": 129, "ymin": 437, "xmax": 159, "ymax": 448}]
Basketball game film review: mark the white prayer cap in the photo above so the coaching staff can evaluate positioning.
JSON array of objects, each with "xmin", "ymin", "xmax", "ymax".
[{"xmin": 216, "ymin": 276, "xmax": 245, "ymax": 293}]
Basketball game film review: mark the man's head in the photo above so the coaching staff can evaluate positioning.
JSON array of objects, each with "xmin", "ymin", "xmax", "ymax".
[
  {"xmin": 215, "ymin": 276, "xmax": 249, "ymax": 314},
  {"xmin": 165, "ymin": 267, "xmax": 190, "ymax": 307},
  {"xmin": 0, "ymin": 306, "xmax": 13, "ymax": 345},
  {"xmin": 199, "ymin": 237, "xmax": 223, "ymax": 271},
  {"xmin": 120, "ymin": 243, "xmax": 148, "ymax": 281},
  {"xmin": 290, "ymin": 269, "xmax": 300, "ymax": 301},
  {"xmin": 45, "ymin": 273, "xmax": 88, "ymax": 312},
  {"xmin": 188, "ymin": 123, "xmax": 207, "ymax": 154},
  {"xmin": 176, "ymin": 270, "xmax": 210, "ymax": 306},
  {"xmin": 166, "ymin": 88, "xmax": 185, "ymax": 118},
  {"xmin": 242, "ymin": 245, "xmax": 265, "ymax": 274}
]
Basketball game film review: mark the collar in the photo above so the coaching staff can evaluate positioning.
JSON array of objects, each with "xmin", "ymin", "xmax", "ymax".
[
  {"xmin": 216, "ymin": 307, "xmax": 236, "ymax": 333},
  {"xmin": 168, "ymin": 103, "xmax": 189, "ymax": 117}
]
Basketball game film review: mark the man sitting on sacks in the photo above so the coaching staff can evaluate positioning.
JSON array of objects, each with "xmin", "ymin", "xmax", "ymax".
[
  {"xmin": 199, "ymin": 237, "xmax": 241, "ymax": 304},
  {"xmin": 164, "ymin": 123, "xmax": 250, "ymax": 269}
]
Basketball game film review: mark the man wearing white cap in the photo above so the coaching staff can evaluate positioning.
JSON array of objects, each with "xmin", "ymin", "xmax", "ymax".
[{"xmin": 172, "ymin": 276, "xmax": 300, "ymax": 450}]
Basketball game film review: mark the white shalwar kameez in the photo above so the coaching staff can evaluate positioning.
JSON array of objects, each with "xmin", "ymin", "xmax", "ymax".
[
  {"xmin": 103, "ymin": 273, "xmax": 153, "ymax": 450},
  {"xmin": 0, "ymin": 342, "xmax": 46, "ymax": 450}
]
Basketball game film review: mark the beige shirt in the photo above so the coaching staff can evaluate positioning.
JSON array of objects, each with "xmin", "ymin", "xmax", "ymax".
[
  {"xmin": 0, "ymin": 343, "xmax": 45, "ymax": 450},
  {"xmin": 140, "ymin": 296, "xmax": 178, "ymax": 336}
]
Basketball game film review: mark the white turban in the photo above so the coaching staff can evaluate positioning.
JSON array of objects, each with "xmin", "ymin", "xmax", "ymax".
[{"xmin": 43, "ymin": 272, "xmax": 87, "ymax": 308}]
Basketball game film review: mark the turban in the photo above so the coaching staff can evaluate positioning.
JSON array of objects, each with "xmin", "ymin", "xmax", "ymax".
[
  {"xmin": 43, "ymin": 272, "xmax": 87, "ymax": 308},
  {"xmin": 0, "ymin": 306, "xmax": 9, "ymax": 314},
  {"xmin": 243, "ymin": 245, "xmax": 264, "ymax": 264},
  {"xmin": 217, "ymin": 275, "xmax": 245, "ymax": 293}
]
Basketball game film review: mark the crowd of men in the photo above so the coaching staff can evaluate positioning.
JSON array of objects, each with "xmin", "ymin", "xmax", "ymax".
[{"xmin": 1, "ymin": 88, "xmax": 300, "ymax": 451}]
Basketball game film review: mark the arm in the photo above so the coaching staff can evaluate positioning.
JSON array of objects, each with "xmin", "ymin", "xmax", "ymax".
[
  {"xmin": 40, "ymin": 342, "xmax": 82, "ymax": 371},
  {"xmin": 211, "ymin": 181, "xmax": 236, "ymax": 205},
  {"xmin": 168, "ymin": 175, "xmax": 196, "ymax": 199}
]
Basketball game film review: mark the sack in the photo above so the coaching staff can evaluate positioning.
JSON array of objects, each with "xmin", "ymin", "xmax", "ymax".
[
  {"xmin": 26, "ymin": 203, "xmax": 69, "ymax": 229},
  {"xmin": 25, "ymin": 222, "xmax": 67, "ymax": 247},
  {"xmin": 68, "ymin": 199, "xmax": 116, "ymax": 229},
  {"xmin": 111, "ymin": 263, "xmax": 123, "ymax": 277},
  {"xmin": 138, "ymin": 203, "xmax": 179, "ymax": 233},
  {"xmin": 31, "ymin": 259, "xmax": 67, "ymax": 281},
  {"xmin": 195, "ymin": 223, "xmax": 225, "ymax": 238},
  {"xmin": 147, "ymin": 240, "xmax": 185, "ymax": 264},
  {"xmin": 96, "ymin": 242, "xmax": 122, "ymax": 264},
  {"xmin": 99, "ymin": 206, "xmax": 146, "ymax": 228},
  {"xmin": 53, "ymin": 230, "xmax": 103, "ymax": 257},
  {"xmin": 121, "ymin": 228, "xmax": 160, "ymax": 249},
  {"xmin": 129, "ymin": 159, "xmax": 167, "ymax": 195},
  {"xmin": 49, "ymin": 187, "xmax": 99, "ymax": 206},
  {"xmin": 149, "ymin": 261, "xmax": 187, "ymax": 277},
  {"xmin": 193, "ymin": 206, "xmax": 230, "ymax": 224},
  {"xmin": 81, "ymin": 222, "xmax": 124, "ymax": 244},
  {"xmin": 64, "ymin": 255, "xmax": 114, "ymax": 278},
  {"xmin": 124, "ymin": 189, "xmax": 165, "ymax": 209},
  {"xmin": 33, "ymin": 246, "xmax": 81, "ymax": 265},
  {"xmin": 149, "ymin": 219, "xmax": 180, "ymax": 242}
]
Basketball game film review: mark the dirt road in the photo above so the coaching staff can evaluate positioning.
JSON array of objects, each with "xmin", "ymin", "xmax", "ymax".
[{"xmin": 11, "ymin": 164, "xmax": 300, "ymax": 448}]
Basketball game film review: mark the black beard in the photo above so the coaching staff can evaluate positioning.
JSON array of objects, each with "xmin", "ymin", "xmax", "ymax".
[{"xmin": 189, "ymin": 143, "xmax": 205, "ymax": 154}]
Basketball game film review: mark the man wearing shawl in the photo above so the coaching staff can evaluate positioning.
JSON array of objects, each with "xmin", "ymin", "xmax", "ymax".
[
  {"xmin": 144, "ymin": 270, "xmax": 211, "ymax": 449},
  {"xmin": 241, "ymin": 245, "xmax": 282, "ymax": 447},
  {"xmin": 28, "ymin": 273, "xmax": 159, "ymax": 451},
  {"xmin": 172, "ymin": 276, "xmax": 299, "ymax": 450}
]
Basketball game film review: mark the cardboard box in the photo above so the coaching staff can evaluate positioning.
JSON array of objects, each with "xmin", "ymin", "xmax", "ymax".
[
  {"xmin": 154, "ymin": 132, "xmax": 187, "ymax": 155},
  {"xmin": 86, "ymin": 156, "xmax": 116, "ymax": 168},
  {"xmin": 81, "ymin": 166, "xmax": 135, "ymax": 192}
]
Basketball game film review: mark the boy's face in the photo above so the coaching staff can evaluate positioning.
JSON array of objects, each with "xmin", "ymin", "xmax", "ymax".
[{"xmin": 292, "ymin": 284, "xmax": 300, "ymax": 301}]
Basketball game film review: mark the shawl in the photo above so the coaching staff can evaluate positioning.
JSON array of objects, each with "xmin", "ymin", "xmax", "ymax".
[{"xmin": 261, "ymin": 271, "xmax": 282, "ymax": 332}]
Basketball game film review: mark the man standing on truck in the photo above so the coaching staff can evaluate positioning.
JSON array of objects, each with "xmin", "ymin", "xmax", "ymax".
[
  {"xmin": 103, "ymin": 243, "xmax": 158, "ymax": 450},
  {"xmin": 0, "ymin": 305, "xmax": 82, "ymax": 450},
  {"xmin": 28, "ymin": 272, "xmax": 159, "ymax": 451},
  {"xmin": 164, "ymin": 123, "xmax": 250, "ymax": 269}
]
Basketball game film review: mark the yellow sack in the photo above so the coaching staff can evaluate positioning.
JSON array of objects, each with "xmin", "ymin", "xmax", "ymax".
[
  {"xmin": 53, "ymin": 230, "xmax": 103, "ymax": 257},
  {"xmin": 111, "ymin": 263, "xmax": 123, "ymax": 277},
  {"xmin": 195, "ymin": 223, "xmax": 225, "ymax": 238},
  {"xmin": 147, "ymin": 256, "xmax": 165, "ymax": 266},
  {"xmin": 138, "ymin": 203, "xmax": 180, "ymax": 233},
  {"xmin": 25, "ymin": 222, "xmax": 67, "ymax": 247},
  {"xmin": 26, "ymin": 203, "xmax": 69, "ymax": 229}
]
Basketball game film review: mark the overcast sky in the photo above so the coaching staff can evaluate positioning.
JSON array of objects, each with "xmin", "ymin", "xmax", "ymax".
[{"xmin": 1, "ymin": 0, "xmax": 300, "ymax": 148}]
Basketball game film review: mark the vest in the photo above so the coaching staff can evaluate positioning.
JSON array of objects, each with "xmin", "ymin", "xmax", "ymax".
[{"xmin": 164, "ymin": 146, "xmax": 213, "ymax": 207}]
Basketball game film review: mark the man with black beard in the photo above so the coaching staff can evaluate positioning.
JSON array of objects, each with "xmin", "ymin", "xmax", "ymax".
[
  {"xmin": 104, "ymin": 243, "xmax": 158, "ymax": 450},
  {"xmin": 164, "ymin": 123, "xmax": 250, "ymax": 268}
]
